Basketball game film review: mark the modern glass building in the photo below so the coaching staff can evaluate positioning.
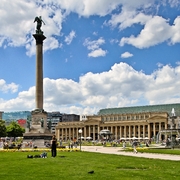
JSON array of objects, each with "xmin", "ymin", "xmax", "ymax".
[
  {"xmin": 2, "ymin": 111, "xmax": 31, "ymax": 121},
  {"xmin": 47, "ymin": 112, "xmax": 62, "ymax": 133},
  {"xmin": 2, "ymin": 111, "xmax": 79, "ymax": 132},
  {"xmin": 2, "ymin": 111, "xmax": 31, "ymax": 127}
]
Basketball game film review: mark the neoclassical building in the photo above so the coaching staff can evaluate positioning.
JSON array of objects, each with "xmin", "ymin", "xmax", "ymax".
[{"xmin": 55, "ymin": 103, "xmax": 180, "ymax": 141}]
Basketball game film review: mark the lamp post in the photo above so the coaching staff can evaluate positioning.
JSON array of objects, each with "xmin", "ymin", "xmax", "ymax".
[{"xmin": 78, "ymin": 129, "xmax": 82, "ymax": 151}]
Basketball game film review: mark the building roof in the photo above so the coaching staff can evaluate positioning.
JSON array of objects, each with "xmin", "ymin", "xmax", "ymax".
[{"xmin": 98, "ymin": 103, "xmax": 180, "ymax": 116}]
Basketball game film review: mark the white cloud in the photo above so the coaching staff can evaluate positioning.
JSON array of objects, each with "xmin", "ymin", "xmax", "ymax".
[
  {"xmin": 1, "ymin": 62, "xmax": 180, "ymax": 114},
  {"xmin": 44, "ymin": 78, "xmax": 83, "ymax": 105},
  {"xmin": 0, "ymin": 0, "xmax": 177, "ymax": 55},
  {"xmin": 121, "ymin": 52, "xmax": 133, "ymax": 58},
  {"xmin": 88, "ymin": 48, "xmax": 107, "ymax": 57},
  {"xmin": 168, "ymin": 0, "xmax": 180, "ymax": 7},
  {"xmin": 0, "ymin": 85, "xmax": 34, "ymax": 111},
  {"xmin": 84, "ymin": 37, "xmax": 105, "ymax": 50},
  {"xmin": 0, "ymin": 1, "xmax": 63, "ymax": 56},
  {"xmin": 145, "ymin": 65, "xmax": 180, "ymax": 104},
  {"xmin": 1, "ymin": 1, "xmax": 180, "ymax": 114},
  {"xmin": 83, "ymin": 37, "xmax": 107, "ymax": 57},
  {"xmin": 171, "ymin": 16, "xmax": 180, "ymax": 44},
  {"xmin": 120, "ymin": 16, "xmax": 173, "ymax": 48},
  {"xmin": 56, "ymin": 0, "xmax": 124, "ymax": 17},
  {"xmin": 108, "ymin": 10, "xmax": 152, "ymax": 30},
  {"xmin": 119, "ymin": 15, "xmax": 180, "ymax": 49},
  {"xmin": 93, "ymin": 32, "xmax": 98, "ymax": 36},
  {"xmin": 105, "ymin": 1, "xmax": 180, "ymax": 49},
  {"xmin": 0, "ymin": 0, "xmax": 122, "ymax": 54},
  {"xmin": 64, "ymin": 30, "xmax": 76, "ymax": 45},
  {"xmin": 157, "ymin": 63, "xmax": 164, "ymax": 68},
  {"xmin": 110, "ymin": 39, "xmax": 119, "ymax": 44},
  {"xmin": 0, "ymin": 79, "xmax": 19, "ymax": 93},
  {"xmin": 106, "ymin": 0, "xmax": 156, "ymax": 30}
]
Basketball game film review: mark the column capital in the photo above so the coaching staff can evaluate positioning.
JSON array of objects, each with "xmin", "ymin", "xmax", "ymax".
[{"xmin": 33, "ymin": 34, "xmax": 46, "ymax": 45}]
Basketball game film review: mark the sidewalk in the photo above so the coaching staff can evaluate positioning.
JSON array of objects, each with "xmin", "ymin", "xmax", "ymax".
[{"xmin": 81, "ymin": 146, "xmax": 180, "ymax": 161}]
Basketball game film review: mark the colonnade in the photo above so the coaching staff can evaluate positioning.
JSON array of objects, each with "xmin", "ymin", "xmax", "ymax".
[{"xmin": 55, "ymin": 121, "xmax": 167, "ymax": 141}]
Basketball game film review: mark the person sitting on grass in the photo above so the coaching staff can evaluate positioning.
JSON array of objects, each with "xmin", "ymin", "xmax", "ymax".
[{"xmin": 40, "ymin": 152, "xmax": 47, "ymax": 158}]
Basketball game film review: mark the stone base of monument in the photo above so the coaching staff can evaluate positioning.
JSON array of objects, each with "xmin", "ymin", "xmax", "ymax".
[
  {"xmin": 23, "ymin": 132, "xmax": 53, "ymax": 148},
  {"xmin": 23, "ymin": 109, "xmax": 53, "ymax": 147},
  {"xmin": 23, "ymin": 132, "xmax": 52, "ymax": 140}
]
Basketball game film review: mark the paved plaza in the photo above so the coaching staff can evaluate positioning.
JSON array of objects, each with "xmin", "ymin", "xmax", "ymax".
[{"xmin": 81, "ymin": 146, "xmax": 180, "ymax": 161}]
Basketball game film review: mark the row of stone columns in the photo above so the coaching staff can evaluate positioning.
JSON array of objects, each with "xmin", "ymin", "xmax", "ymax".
[{"xmin": 56, "ymin": 122, "xmax": 166, "ymax": 141}]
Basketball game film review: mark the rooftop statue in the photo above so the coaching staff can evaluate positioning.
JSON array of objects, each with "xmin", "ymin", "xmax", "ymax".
[
  {"xmin": 171, "ymin": 108, "xmax": 176, "ymax": 117},
  {"xmin": 34, "ymin": 16, "xmax": 45, "ymax": 34}
]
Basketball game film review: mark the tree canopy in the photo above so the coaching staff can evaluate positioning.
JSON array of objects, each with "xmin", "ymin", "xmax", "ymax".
[
  {"xmin": 0, "ymin": 119, "xmax": 7, "ymax": 137},
  {"xmin": 6, "ymin": 121, "xmax": 25, "ymax": 138}
]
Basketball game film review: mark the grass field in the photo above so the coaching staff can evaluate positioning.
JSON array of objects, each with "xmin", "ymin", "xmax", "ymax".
[
  {"xmin": 0, "ymin": 150, "xmax": 180, "ymax": 180},
  {"xmin": 124, "ymin": 147, "xmax": 180, "ymax": 155}
]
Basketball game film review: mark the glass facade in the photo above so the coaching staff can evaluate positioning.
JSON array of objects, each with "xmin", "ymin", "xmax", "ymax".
[
  {"xmin": 47, "ymin": 112, "xmax": 62, "ymax": 133},
  {"xmin": 2, "ymin": 111, "xmax": 31, "ymax": 122}
]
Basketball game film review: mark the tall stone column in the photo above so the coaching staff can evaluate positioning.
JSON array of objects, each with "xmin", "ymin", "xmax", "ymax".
[
  {"xmin": 138, "ymin": 125, "xmax": 141, "ymax": 138},
  {"xmin": 115, "ymin": 126, "xmax": 117, "ymax": 140},
  {"xmin": 97, "ymin": 126, "xmax": 100, "ymax": 140},
  {"xmin": 30, "ymin": 34, "xmax": 47, "ymax": 133},
  {"xmin": 119, "ymin": 126, "xmax": 122, "ymax": 138},
  {"xmin": 143, "ymin": 125, "xmax": 145, "ymax": 138},
  {"xmin": 153, "ymin": 123, "xmax": 156, "ymax": 137},
  {"xmin": 128, "ymin": 126, "xmax": 131, "ymax": 138},
  {"xmin": 89, "ymin": 126, "xmax": 91, "ymax": 137},
  {"xmin": 84, "ymin": 126, "xmax": 86, "ymax": 140},
  {"xmin": 57, "ymin": 129, "xmax": 60, "ymax": 141},
  {"xmin": 93, "ymin": 125, "xmax": 95, "ymax": 140},
  {"xmin": 124, "ymin": 126, "xmax": 126, "ymax": 138},
  {"xmin": 33, "ymin": 34, "xmax": 46, "ymax": 110},
  {"xmin": 148, "ymin": 124, "xmax": 151, "ymax": 139},
  {"xmin": 23, "ymin": 32, "xmax": 52, "ymax": 142}
]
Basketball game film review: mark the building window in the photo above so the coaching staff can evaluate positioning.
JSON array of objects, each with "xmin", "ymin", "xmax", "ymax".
[
  {"xmin": 145, "ymin": 115, "xmax": 149, "ymax": 119},
  {"xmin": 118, "ymin": 116, "xmax": 121, "ymax": 120}
]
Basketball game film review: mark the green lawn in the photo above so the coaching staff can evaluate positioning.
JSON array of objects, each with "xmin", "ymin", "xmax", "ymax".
[
  {"xmin": 0, "ymin": 151, "xmax": 180, "ymax": 180},
  {"xmin": 123, "ymin": 147, "xmax": 180, "ymax": 155}
]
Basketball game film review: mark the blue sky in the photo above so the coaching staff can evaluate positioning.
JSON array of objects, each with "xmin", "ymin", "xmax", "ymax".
[{"xmin": 1, "ymin": 0, "xmax": 180, "ymax": 114}]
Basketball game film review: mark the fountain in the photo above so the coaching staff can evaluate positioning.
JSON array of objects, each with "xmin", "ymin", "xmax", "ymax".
[
  {"xmin": 157, "ymin": 108, "xmax": 180, "ymax": 148},
  {"xmin": 99, "ymin": 129, "xmax": 113, "ymax": 140}
]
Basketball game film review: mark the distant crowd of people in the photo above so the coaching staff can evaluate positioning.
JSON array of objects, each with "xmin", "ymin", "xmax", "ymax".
[{"xmin": 0, "ymin": 137, "xmax": 22, "ymax": 150}]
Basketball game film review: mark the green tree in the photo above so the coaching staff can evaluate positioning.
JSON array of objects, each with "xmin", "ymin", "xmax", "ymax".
[
  {"xmin": 0, "ymin": 119, "xmax": 7, "ymax": 137},
  {"xmin": 6, "ymin": 121, "xmax": 25, "ymax": 138}
]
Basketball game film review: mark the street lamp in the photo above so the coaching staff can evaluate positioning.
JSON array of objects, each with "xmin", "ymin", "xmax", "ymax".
[{"xmin": 78, "ymin": 129, "xmax": 82, "ymax": 151}]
